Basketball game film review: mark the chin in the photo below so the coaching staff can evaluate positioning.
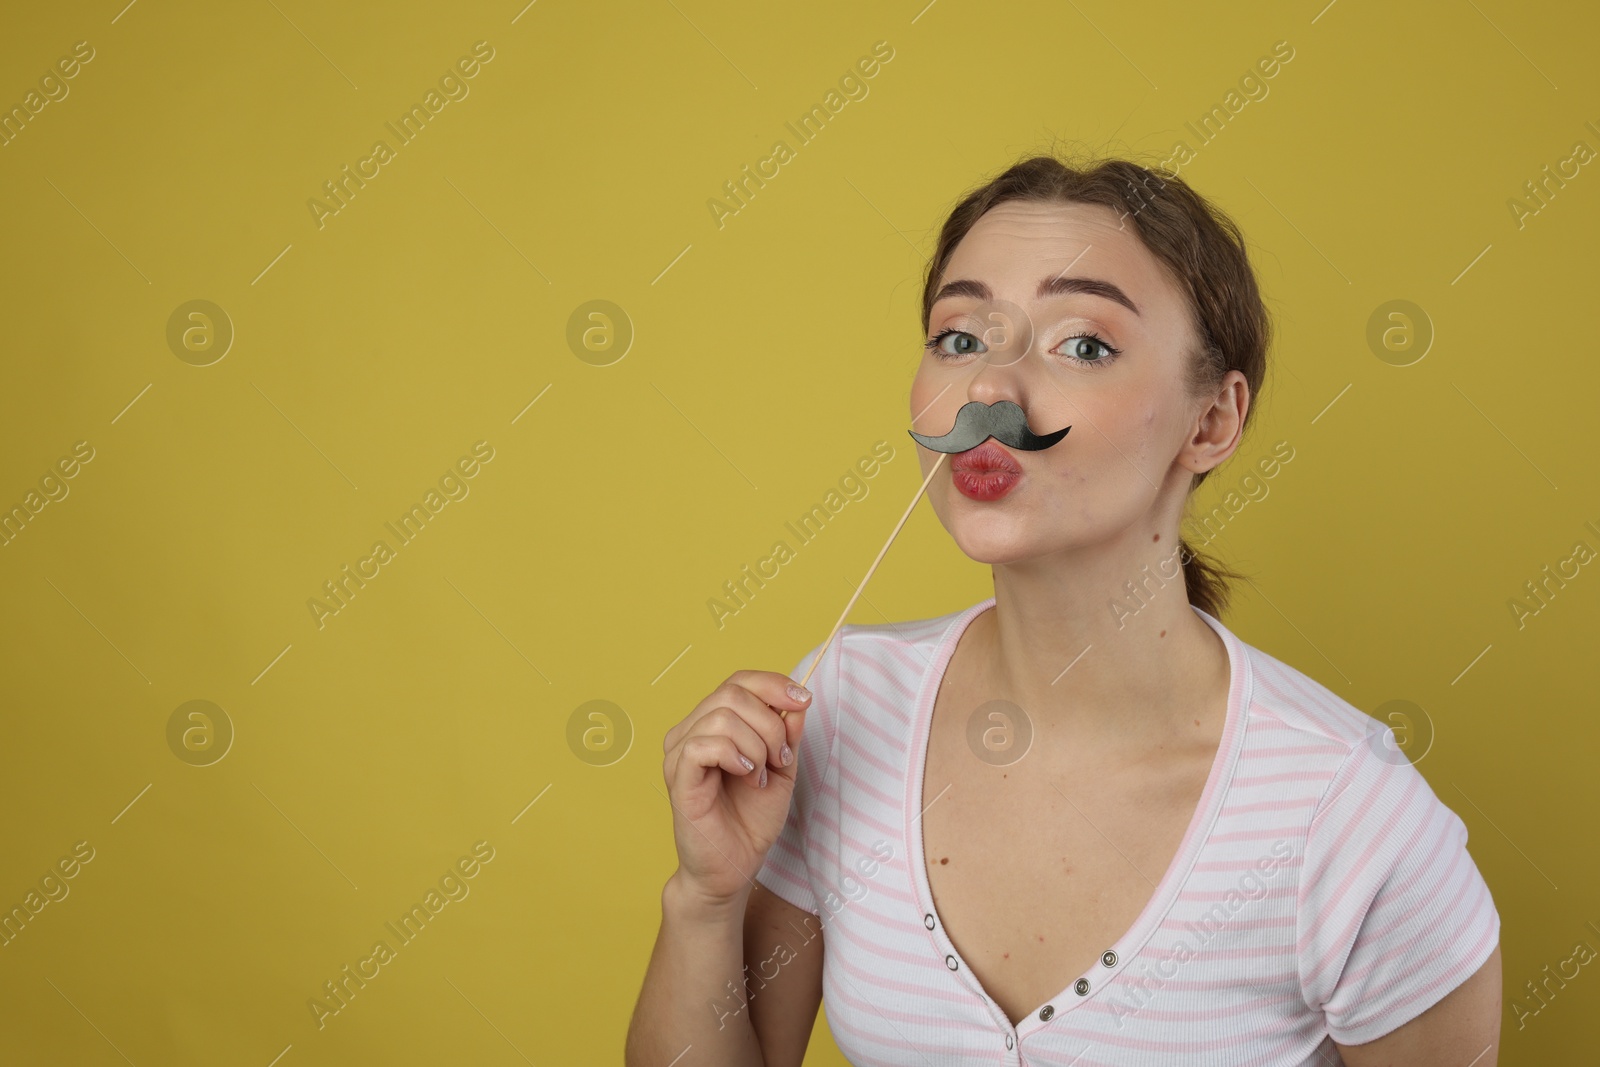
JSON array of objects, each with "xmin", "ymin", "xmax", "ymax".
[{"xmin": 944, "ymin": 519, "xmax": 1041, "ymax": 566}]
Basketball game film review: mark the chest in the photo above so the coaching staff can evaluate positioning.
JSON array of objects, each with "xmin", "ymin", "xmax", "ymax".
[{"xmin": 919, "ymin": 700, "xmax": 1216, "ymax": 1027}]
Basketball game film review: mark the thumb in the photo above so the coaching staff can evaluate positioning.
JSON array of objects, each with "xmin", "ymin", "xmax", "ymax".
[{"xmin": 781, "ymin": 704, "xmax": 807, "ymax": 768}]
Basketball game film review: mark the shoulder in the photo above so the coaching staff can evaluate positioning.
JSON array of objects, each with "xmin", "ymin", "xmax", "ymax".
[
  {"xmin": 1236, "ymin": 635, "xmax": 1388, "ymax": 751},
  {"xmin": 795, "ymin": 599, "xmax": 983, "ymax": 689},
  {"xmin": 1222, "ymin": 626, "xmax": 1465, "ymax": 866},
  {"xmin": 786, "ymin": 600, "xmax": 984, "ymax": 741},
  {"xmin": 839, "ymin": 606, "xmax": 967, "ymax": 670}
]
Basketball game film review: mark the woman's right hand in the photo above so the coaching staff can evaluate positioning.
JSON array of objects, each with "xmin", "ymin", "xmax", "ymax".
[{"xmin": 661, "ymin": 670, "xmax": 813, "ymax": 908}]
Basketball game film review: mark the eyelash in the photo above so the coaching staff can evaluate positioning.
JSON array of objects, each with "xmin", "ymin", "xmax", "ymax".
[{"xmin": 922, "ymin": 327, "xmax": 1123, "ymax": 367}]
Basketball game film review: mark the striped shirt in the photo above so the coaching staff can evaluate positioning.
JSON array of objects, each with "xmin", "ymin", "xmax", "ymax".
[{"xmin": 755, "ymin": 597, "xmax": 1500, "ymax": 1066}]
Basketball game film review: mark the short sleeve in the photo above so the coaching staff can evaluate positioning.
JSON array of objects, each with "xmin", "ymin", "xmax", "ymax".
[
  {"xmin": 752, "ymin": 630, "xmax": 841, "ymax": 916},
  {"xmin": 1297, "ymin": 732, "xmax": 1501, "ymax": 1046}
]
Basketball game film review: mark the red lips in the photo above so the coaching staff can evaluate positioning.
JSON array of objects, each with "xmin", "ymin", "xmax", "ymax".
[{"xmin": 950, "ymin": 441, "xmax": 1022, "ymax": 501}]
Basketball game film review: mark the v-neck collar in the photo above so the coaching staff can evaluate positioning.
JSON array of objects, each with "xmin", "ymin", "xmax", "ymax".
[{"xmin": 901, "ymin": 595, "xmax": 1255, "ymax": 1039}]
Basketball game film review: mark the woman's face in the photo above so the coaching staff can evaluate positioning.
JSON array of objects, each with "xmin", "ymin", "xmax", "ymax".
[{"xmin": 910, "ymin": 199, "xmax": 1242, "ymax": 566}]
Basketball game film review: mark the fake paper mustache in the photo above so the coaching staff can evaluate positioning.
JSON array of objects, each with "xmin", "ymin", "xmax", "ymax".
[{"xmin": 908, "ymin": 400, "xmax": 1071, "ymax": 453}]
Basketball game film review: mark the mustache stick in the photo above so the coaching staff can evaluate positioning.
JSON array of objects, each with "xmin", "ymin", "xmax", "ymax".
[{"xmin": 781, "ymin": 451, "xmax": 949, "ymax": 715}]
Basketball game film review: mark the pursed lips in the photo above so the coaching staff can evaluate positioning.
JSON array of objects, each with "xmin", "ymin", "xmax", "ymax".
[{"xmin": 951, "ymin": 440, "xmax": 1023, "ymax": 474}]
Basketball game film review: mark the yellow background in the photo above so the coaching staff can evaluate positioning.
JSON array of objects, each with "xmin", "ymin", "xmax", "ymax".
[{"xmin": 0, "ymin": 0, "xmax": 1595, "ymax": 1062}]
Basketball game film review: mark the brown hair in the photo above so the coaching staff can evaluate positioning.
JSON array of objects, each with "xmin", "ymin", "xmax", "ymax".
[{"xmin": 920, "ymin": 150, "xmax": 1272, "ymax": 619}]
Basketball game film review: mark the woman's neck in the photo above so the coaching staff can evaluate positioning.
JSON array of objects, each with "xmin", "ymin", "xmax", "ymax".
[{"xmin": 974, "ymin": 542, "xmax": 1230, "ymax": 754}]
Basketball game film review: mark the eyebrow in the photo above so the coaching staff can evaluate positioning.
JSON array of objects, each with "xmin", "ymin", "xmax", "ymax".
[{"xmin": 929, "ymin": 275, "xmax": 1142, "ymax": 317}]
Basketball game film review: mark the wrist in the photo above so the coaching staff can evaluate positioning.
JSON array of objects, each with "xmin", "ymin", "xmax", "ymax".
[{"xmin": 663, "ymin": 869, "xmax": 750, "ymax": 925}]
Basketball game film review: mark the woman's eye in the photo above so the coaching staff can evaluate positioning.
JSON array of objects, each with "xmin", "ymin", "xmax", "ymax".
[
  {"xmin": 927, "ymin": 330, "xmax": 986, "ymax": 357},
  {"xmin": 1058, "ymin": 334, "xmax": 1118, "ymax": 363}
]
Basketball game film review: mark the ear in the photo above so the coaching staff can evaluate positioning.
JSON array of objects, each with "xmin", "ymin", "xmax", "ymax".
[{"xmin": 1181, "ymin": 369, "xmax": 1249, "ymax": 475}]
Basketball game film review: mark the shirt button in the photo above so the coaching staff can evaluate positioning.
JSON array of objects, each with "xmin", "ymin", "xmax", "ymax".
[
  {"xmin": 1038, "ymin": 1005, "xmax": 1054, "ymax": 1022},
  {"xmin": 945, "ymin": 954, "xmax": 959, "ymax": 971},
  {"xmin": 1005, "ymin": 1033, "xmax": 1014, "ymax": 1050},
  {"xmin": 1101, "ymin": 950, "xmax": 1118, "ymax": 968},
  {"xmin": 924, "ymin": 913, "xmax": 936, "ymax": 930},
  {"xmin": 1075, "ymin": 978, "xmax": 1091, "ymax": 996}
]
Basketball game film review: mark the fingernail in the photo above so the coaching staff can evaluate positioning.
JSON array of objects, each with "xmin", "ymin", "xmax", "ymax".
[
  {"xmin": 738, "ymin": 754, "xmax": 755, "ymax": 771},
  {"xmin": 787, "ymin": 683, "xmax": 812, "ymax": 703},
  {"xmin": 780, "ymin": 743, "xmax": 793, "ymax": 766},
  {"xmin": 758, "ymin": 767, "xmax": 768, "ymax": 788}
]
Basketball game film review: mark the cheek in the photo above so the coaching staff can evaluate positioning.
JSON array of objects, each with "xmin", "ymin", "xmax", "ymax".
[
  {"xmin": 909, "ymin": 376, "xmax": 960, "ymax": 439},
  {"xmin": 908, "ymin": 374, "xmax": 931, "ymax": 420},
  {"xmin": 1099, "ymin": 394, "xmax": 1170, "ymax": 461}
]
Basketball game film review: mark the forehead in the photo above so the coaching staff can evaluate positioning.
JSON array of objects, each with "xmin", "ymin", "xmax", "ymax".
[{"xmin": 938, "ymin": 200, "xmax": 1186, "ymax": 315}]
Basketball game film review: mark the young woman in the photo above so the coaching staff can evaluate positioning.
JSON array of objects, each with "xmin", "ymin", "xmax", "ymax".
[{"xmin": 627, "ymin": 154, "xmax": 1502, "ymax": 1066}]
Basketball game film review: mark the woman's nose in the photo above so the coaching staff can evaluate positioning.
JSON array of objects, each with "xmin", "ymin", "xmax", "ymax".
[{"xmin": 965, "ymin": 342, "xmax": 1036, "ymax": 404}]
